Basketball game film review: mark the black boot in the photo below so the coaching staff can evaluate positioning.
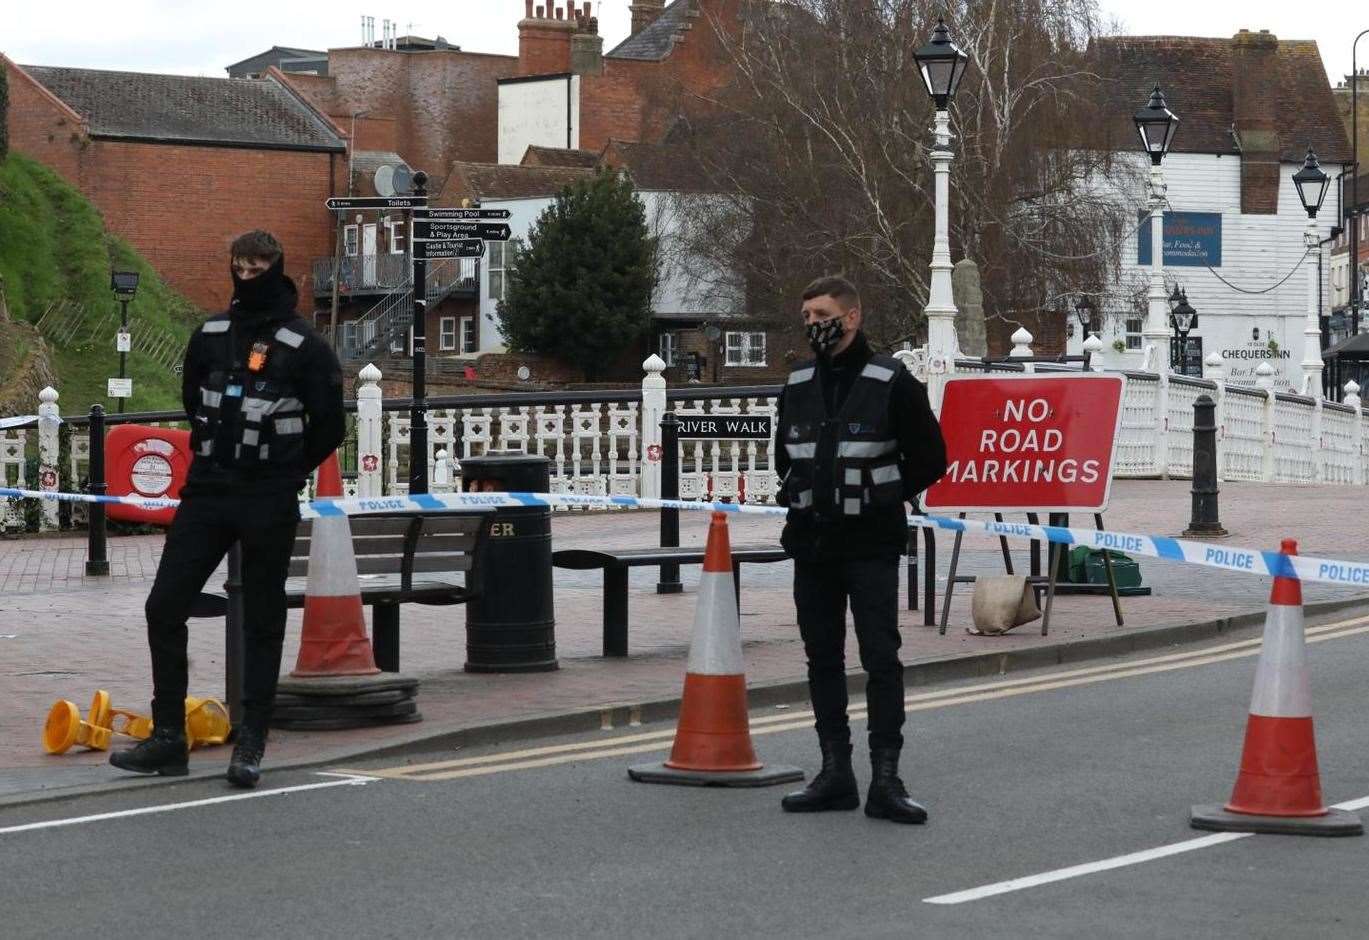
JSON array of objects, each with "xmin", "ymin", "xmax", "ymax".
[
  {"xmin": 864, "ymin": 748, "xmax": 927, "ymax": 824},
  {"xmin": 781, "ymin": 739, "xmax": 859, "ymax": 812},
  {"xmin": 226, "ymin": 725, "xmax": 267, "ymax": 789},
  {"xmin": 109, "ymin": 728, "xmax": 188, "ymax": 777}
]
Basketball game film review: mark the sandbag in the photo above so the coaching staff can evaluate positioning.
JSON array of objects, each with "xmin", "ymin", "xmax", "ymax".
[{"xmin": 969, "ymin": 575, "xmax": 1041, "ymax": 636}]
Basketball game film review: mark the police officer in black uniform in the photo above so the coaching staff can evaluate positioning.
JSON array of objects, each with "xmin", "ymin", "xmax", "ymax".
[
  {"xmin": 111, "ymin": 230, "xmax": 346, "ymax": 788},
  {"xmin": 777, "ymin": 276, "xmax": 947, "ymax": 823}
]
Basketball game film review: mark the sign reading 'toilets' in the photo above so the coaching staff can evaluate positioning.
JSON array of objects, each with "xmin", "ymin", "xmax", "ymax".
[{"xmin": 923, "ymin": 374, "xmax": 1127, "ymax": 513}]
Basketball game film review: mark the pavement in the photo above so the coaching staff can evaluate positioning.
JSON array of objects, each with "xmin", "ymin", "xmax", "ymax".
[
  {"xmin": 3, "ymin": 480, "xmax": 1369, "ymax": 806},
  {"xmin": 2, "ymin": 607, "xmax": 1367, "ymax": 938}
]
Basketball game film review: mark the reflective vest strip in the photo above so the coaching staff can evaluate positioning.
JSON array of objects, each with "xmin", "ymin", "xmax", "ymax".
[
  {"xmin": 269, "ymin": 397, "xmax": 303, "ymax": 415},
  {"xmin": 844, "ymin": 467, "xmax": 861, "ymax": 485},
  {"xmin": 785, "ymin": 442, "xmax": 817, "ymax": 459},
  {"xmin": 861, "ymin": 363, "xmax": 895, "ymax": 382},
  {"xmin": 241, "ymin": 428, "xmax": 260, "ymax": 446},
  {"xmin": 201, "ymin": 388, "xmax": 222, "ymax": 408},
  {"xmin": 793, "ymin": 489, "xmax": 813, "ymax": 509},
  {"xmin": 837, "ymin": 439, "xmax": 896, "ymax": 458},
  {"xmin": 275, "ymin": 417, "xmax": 305, "ymax": 435},
  {"xmin": 843, "ymin": 497, "xmax": 862, "ymax": 516},
  {"xmin": 201, "ymin": 320, "xmax": 230, "ymax": 334},
  {"xmin": 870, "ymin": 464, "xmax": 901, "ymax": 485},
  {"xmin": 787, "ymin": 367, "xmax": 816, "ymax": 385},
  {"xmin": 274, "ymin": 327, "xmax": 306, "ymax": 348}
]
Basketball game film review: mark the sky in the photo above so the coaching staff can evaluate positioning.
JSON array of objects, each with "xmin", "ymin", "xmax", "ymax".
[{"xmin": 1, "ymin": 0, "xmax": 1364, "ymax": 86}]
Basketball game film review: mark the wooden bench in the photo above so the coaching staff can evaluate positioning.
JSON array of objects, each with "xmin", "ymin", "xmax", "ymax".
[
  {"xmin": 198, "ymin": 511, "xmax": 495, "ymax": 672},
  {"xmin": 551, "ymin": 544, "xmax": 789, "ymax": 657}
]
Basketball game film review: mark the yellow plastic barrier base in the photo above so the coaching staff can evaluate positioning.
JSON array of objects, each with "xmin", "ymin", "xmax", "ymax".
[{"xmin": 42, "ymin": 691, "xmax": 231, "ymax": 755}]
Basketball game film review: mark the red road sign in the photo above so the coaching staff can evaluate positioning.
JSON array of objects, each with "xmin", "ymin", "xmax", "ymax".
[{"xmin": 922, "ymin": 373, "xmax": 1127, "ymax": 513}]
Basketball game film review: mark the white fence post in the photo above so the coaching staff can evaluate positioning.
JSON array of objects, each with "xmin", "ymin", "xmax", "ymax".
[
  {"xmin": 1009, "ymin": 327, "xmax": 1034, "ymax": 373},
  {"xmin": 640, "ymin": 354, "xmax": 666, "ymax": 498},
  {"xmin": 356, "ymin": 363, "xmax": 384, "ymax": 497},
  {"xmin": 1310, "ymin": 393, "xmax": 1323, "ymax": 484},
  {"xmin": 37, "ymin": 386, "xmax": 61, "ymax": 530},
  {"xmin": 1203, "ymin": 352, "xmax": 1226, "ymax": 483},
  {"xmin": 1346, "ymin": 381, "xmax": 1363, "ymax": 486},
  {"xmin": 1154, "ymin": 366, "xmax": 1170, "ymax": 480},
  {"xmin": 1082, "ymin": 335, "xmax": 1104, "ymax": 372},
  {"xmin": 1256, "ymin": 362, "xmax": 1276, "ymax": 482}
]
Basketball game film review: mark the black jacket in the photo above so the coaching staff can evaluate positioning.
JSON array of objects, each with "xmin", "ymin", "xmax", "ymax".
[
  {"xmin": 181, "ymin": 275, "xmax": 346, "ymax": 495},
  {"xmin": 775, "ymin": 333, "xmax": 947, "ymax": 560}
]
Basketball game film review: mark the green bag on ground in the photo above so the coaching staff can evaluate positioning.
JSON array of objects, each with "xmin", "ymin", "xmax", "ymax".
[{"xmin": 1066, "ymin": 546, "xmax": 1143, "ymax": 589}]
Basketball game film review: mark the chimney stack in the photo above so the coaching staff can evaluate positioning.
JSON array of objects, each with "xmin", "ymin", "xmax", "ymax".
[
  {"xmin": 630, "ymin": 0, "xmax": 667, "ymax": 36},
  {"xmin": 571, "ymin": 6, "xmax": 603, "ymax": 76},
  {"xmin": 1231, "ymin": 29, "xmax": 1281, "ymax": 214},
  {"xmin": 519, "ymin": 1, "xmax": 578, "ymax": 75}
]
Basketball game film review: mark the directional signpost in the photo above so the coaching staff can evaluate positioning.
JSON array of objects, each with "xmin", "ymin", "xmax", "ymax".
[{"xmin": 322, "ymin": 186, "xmax": 515, "ymax": 493}]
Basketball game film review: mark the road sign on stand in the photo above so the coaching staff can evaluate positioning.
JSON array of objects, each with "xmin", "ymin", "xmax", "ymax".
[
  {"xmin": 422, "ymin": 221, "xmax": 511, "ymax": 241},
  {"xmin": 325, "ymin": 196, "xmax": 427, "ymax": 211},
  {"xmin": 923, "ymin": 374, "xmax": 1127, "ymax": 513},
  {"xmin": 427, "ymin": 208, "xmax": 511, "ymax": 221},
  {"xmin": 414, "ymin": 240, "xmax": 485, "ymax": 260}
]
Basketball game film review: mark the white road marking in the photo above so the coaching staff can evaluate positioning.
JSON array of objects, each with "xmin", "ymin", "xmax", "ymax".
[
  {"xmin": 923, "ymin": 795, "xmax": 1369, "ymax": 905},
  {"xmin": 0, "ymin": 777, "xmax": 373, "ymax": 837}
]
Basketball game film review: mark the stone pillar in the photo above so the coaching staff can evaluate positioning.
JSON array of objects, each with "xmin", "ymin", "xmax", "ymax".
[
  {"xmin": 951, "ymin": 259, "xmax": 986, "ymax": 358},
  {"xmin": 356, "ymin": 363, "xmax": 384, "ymax": 497},
  {"xmin": 640, "ymin": 353, "xmax": 666, "ymax": 498}
]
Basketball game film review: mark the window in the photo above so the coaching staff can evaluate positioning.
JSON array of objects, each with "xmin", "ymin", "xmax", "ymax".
[
  {"xmin": 460, "ymin": 316, "xmax": 477, "ymax": 354},
  {"xmin": 439, "ymin": 316, "xmax": 457, "ymax": 352},
  {"xmin": 1124, "ymin": 318, "xmax": 1143, "ymax": 351},
  {"xmin": 343, "ymin": 225, "xmax": 359, "ymax": 257},
  {"xmin": 658, "ymin": 332, "xmax": 677, "ymax": 366},
  {"xmin": 488, "ymin": 240, "xmax": 506, "ymax": 301},
  {"xmin": 385, "ymin": 218, "xmax": 405, "ymax": 255},
  {"xmin": 725, "ymin": 331, "xmax": 766, "ymax": 367}
]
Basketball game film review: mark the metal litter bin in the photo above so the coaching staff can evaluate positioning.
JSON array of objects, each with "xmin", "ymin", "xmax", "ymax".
[{"xmin": 462, "ymin": 452, "xmax": 557, "ymax": 672}]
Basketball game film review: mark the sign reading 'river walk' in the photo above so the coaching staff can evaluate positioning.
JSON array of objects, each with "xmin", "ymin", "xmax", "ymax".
[
  {"xmin": 676, "ymin": 415, "xmax": 772, "ymax": 440},
  {"xmin": 923, "ymin": 374, "xmax": 1127, "ymax": 513}
]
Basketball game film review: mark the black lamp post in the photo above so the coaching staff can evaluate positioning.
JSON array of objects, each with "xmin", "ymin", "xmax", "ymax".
[
  {"xmin": 1294, "ymin": 147, "xmax": 1331, "ymax": 394},
  {"xmin": 1074, "ymin": 295, "xmax": 1097, "ymax": 369},
  {"xmin": 1293, "ymin": 147, "xmax": 1331, "ymax": 220},
  {"xmin": 1135, "ymin": 87, "xmax": 1179, "ymax": 367},
  {"xmin": 110, "ymin": 271, "xmax": 139, "ymax": 413},
  {"xmin": 1170, "ymin": 291, "xmax": 1196, "ymax": 376},
  {"xmin": 1351, "ymin": 31, "xmax": 1368, "ymax": 335},
  {"xmin": 1133, "ymin": 86, "xmax": 1180, "ymax": 167}
]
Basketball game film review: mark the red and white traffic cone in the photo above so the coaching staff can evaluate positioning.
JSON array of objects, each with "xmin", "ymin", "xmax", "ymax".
[
  {"xmin": 1190, "ymin": 539, "xmax": 1362, "ymax": 836},
  {"xmin": 629, "ymin": 511, "xmax": 802, "ymax": 787},
  {"xmin": 290, "ymin": 453, "xmax": 380, "ymax": 677}
]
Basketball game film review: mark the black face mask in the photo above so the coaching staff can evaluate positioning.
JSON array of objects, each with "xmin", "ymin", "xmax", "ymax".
[
  {"xmin": 230, "ymin": 256, "xmax": 287, "ymax": 312},
  {"xmin": 806, "ymin": 317, "xmax": 846, "ymax": 356}
]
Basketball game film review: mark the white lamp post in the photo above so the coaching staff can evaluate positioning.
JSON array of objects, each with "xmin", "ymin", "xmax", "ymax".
[
  {"xmin": 912, "ymin": 18, "xmax": 969, "ymax": 407},
  {"xmin": 1293, "ymin": 147, "xmax": 1330, "ymax": 396},
  {"xmin": 1134, "ymin": 86, "xmax": 1179, "ymax": 373}
]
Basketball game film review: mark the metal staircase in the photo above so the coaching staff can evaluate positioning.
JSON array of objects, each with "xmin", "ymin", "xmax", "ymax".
[{"xmin": 340, "ymin": 258, "xmax": 477, "ymax": 362}]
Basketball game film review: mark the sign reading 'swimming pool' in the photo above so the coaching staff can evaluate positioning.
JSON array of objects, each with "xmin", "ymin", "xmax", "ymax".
[{"xmin": 1137, "ymin": 211, "xmax": 1222, "ymax": 267}]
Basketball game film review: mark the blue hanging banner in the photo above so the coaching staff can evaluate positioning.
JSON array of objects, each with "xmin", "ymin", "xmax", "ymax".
[{"xmin": 1138, "ymin": 211, "xmax": 1223, "ymax": 267}]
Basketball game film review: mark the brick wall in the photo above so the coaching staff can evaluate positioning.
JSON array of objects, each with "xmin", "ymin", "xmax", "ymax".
[{"xmin": 4, "ymin": 59, "xmax": 85, "ymax": 184}]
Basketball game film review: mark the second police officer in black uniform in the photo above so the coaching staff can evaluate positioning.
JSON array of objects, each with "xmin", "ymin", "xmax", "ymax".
[
  {"xmin": 110, "ymin": 230, "xmax": 346, "ymax": 788},
  {"xmin": 777, "ymin": 276, "xmax": 947, "ymax": 823}
]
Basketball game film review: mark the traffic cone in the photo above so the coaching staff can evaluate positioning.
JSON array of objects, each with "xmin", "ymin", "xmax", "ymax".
[
  {"xmin": 1190, "ymin": 539, "xmax": 1362, "ymax": 836},
  {"xmin": 291, "ymin": 453, "xmax": 380, "ymax": 677},
  {"xmin": 628, "ymin": 512, "xmax": 802, "ymax": 787}
]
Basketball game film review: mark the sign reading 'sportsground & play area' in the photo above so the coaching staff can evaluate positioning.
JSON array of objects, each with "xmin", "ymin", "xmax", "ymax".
[
  {"xmin": 923, "ymin": 374, "xmax": 1126, "ymax": 513},
  {"xmin": 677, "ymin": 415, "xmax": 772, "ymax": 439},
  {"xmin": 1137, "ymin": 211, "xmax": 1223, "ymax": 267}
]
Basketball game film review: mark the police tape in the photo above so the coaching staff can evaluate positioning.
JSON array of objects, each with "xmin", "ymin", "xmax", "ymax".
[{"xmin": 4, "ymin": 485, "xmax": 1369, "ymax": 590}]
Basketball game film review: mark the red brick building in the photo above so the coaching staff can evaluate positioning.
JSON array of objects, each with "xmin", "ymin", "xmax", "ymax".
[{"xmin": 2, "ymin": 58, "xmax": 345, "ymax": 311}]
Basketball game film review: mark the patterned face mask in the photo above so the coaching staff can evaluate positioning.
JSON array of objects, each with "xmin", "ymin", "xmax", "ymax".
[{"xmin": 806, "ymin": 316, "xmax": 846, "ymax": 355}]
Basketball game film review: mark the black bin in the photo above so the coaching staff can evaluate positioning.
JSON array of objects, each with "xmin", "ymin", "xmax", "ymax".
[{"xmin": 462, "ymin": 452, "xmax": 557, "ymax": 672}]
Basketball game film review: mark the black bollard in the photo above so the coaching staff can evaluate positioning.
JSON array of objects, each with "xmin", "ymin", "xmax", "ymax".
[
  {"xmin": 84, "ymin": 404, "xmax": 110, "ymax": 576},
  {"xmin": 224, "ymin": 542, "xmax": 246, "ymax": 727},
  {"xmin": 1183, "ymin": 394, "xmax": 1228, "ymax": 538},
  {"xmin": 657, "ymin": 412, "xmax": 682, "ymax": 594}
]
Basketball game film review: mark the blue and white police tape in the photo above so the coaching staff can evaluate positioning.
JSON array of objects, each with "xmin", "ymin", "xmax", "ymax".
[{"xmin": 5, "ymin": 485, "xmax": 1369, "ymax": 590}]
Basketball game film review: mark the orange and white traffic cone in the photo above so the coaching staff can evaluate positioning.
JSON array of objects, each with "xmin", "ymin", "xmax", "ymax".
[
  {"xmin": 290, "ymin": 453, "xmax": 380, "ymax": 677},
  {"xmin": 1190, "ymin": 539, "xmax": 1362, "ymax": 836},
  {"xmin": 629, "ymin": 511, "xmax": 802, "ymax": 787}
]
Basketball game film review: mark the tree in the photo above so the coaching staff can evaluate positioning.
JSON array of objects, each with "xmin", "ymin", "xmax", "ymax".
[
  {"xmin": 497, "ymin": 171, "xmax": 657, "ymax": 380},
  {"xmin": 665, "ymin": 0, "xmax": 1136, "ymax": 351}
]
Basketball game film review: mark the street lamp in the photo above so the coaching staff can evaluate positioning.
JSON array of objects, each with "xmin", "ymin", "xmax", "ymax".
[
  {"xmin": 1169, "ymin": 290, "xmax": 1196, "ymax": 376},
  {"xmin": 1351, "ymin": 31, "xmax": 1368, "ymax": 334},
  {"xmin": 1294, "ymin": 146, "xmax": 1330, "ymax": 394},
  {"xmin": 109, "ymin": 271, "xmax": 139, "ymax": 413},
  {"xmin": 1134, "ymin": 86, "xmax": 1179, "ymax": 373},
  {"xmin": 912, "ymin": 17, "xmax": 969, "ymax": 407},
  {"xmin": 1073, "ymin": 295, "xmax": 1097, "ymax": 369}
]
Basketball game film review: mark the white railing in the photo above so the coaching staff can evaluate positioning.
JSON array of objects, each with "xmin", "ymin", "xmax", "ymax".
[{"xmin": 6, "ymin": 340, "xmax": 1369, "ymax": 534}]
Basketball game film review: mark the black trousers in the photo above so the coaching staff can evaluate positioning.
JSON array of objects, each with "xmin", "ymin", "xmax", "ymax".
[
  {"xmin": 144, "ymin": 489, "xmax": 300, "ymax": 731},
  {"xmin": 793, "ymin": 555, "xmax": 904, "ymax": 751}
]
